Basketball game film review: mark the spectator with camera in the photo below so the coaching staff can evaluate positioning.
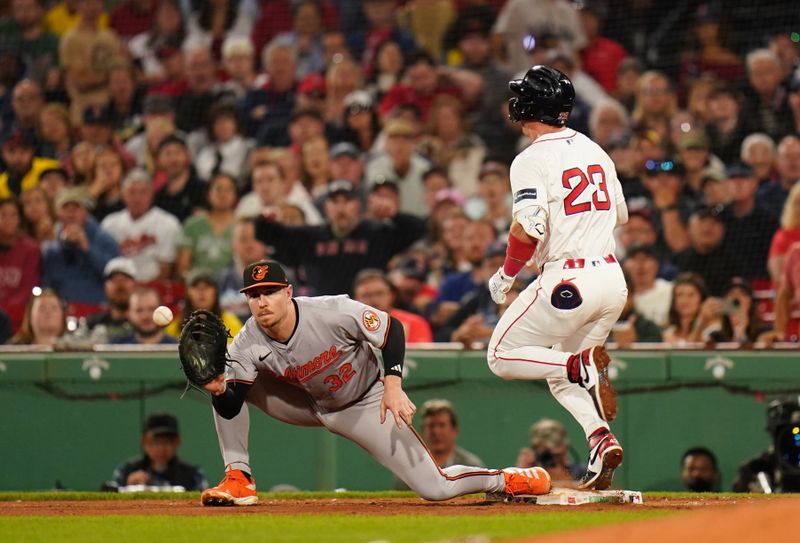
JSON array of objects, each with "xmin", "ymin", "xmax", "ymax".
[
  {"xmin": 516, "ymin": 418, "xmax": 585, "ymax": 486},
  {"xmin": 705, "ymin": 278, "xmax": 771, "ymax": 345}
]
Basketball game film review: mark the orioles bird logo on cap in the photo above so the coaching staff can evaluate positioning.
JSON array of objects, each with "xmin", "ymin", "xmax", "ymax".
[{"xmin": 252, "ymin": 265, "xmax": 269, "ymax": 281}]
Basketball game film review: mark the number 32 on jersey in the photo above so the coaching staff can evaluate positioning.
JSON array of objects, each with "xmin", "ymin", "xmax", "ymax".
[{"xmin": 562, "ymin": 164, "xmax": 611, "ymax": 215}]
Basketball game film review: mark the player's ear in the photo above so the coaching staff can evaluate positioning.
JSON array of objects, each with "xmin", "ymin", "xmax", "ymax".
[{"xmin": 286, "ymin": 285, "xmax": 293, "ymax": 299}]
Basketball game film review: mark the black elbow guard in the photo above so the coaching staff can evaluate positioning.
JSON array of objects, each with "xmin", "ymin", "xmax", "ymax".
[{"xmin": 381, "ymin": 316, "xmax": 405, "ymax": 378}]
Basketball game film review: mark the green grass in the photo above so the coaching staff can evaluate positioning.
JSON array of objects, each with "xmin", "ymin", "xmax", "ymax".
[{"xmin": 0, "ymin": 511, "xmax": 669, "ymax": 543}]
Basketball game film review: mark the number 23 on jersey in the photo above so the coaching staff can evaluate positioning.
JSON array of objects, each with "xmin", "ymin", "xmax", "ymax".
[{"xmin": 562, "ymin": 164, "xmax": 611, "ymax": 215}]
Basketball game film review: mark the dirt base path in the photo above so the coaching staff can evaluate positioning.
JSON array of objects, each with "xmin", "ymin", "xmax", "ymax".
[
  {"xmin": 0, "ymin": 494, "xmax": 774, "ymax": 517},
  {"xmin": 519, "ymin": 497, "xmax": 800, "ymax": 542}
]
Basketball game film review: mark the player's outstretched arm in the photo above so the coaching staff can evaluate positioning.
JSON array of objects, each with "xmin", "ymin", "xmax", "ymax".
[{"xmin": 379, "ymin": 317, "xmax": 416, "ymax": 428}]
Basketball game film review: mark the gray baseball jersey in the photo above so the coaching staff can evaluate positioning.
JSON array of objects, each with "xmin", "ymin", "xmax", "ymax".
[{"xmin": 225, "ymin": 295, "xmax": 390, "ymax": 411}]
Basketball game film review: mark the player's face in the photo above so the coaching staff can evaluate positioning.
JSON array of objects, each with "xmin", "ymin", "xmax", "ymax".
[{"xmin": 247, "ymin": 285, "xmax": 292, "ymax": 328}]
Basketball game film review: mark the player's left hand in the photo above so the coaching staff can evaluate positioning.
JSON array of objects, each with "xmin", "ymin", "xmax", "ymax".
[
  {"xmin": 488, "ymin": 267, "xmax": 514, "ymax": 304},
  {"xmin": 380, "ymin": 375, "xmax": 416, "ymax": 429}
]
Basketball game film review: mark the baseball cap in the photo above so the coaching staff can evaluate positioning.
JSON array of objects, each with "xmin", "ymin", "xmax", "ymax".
[
  {"xmin": 326, "ymin": 179, "xmax": 358, "ymax": 200},
  {"xmin": 394, "ymin": 256, "xmax": 427, "ymax": 281},
  {"xmin": 484, "ymin": 241, "xmax": 507, "ymax": 259},
  {"xmin": 290, "ymin": 108, "xmax": 324, "ymax": 124},
  {"xmin": 725, "ymin": 161, "xmax": 755, "ymax": 178},
  {"xmin": 628, "ymin": 207, "xmax": 653, "ymax": 222},
  {"xmin": 626, "ymin": 243, "xmax": 657, "ymax": 259},
  {"xmin": 529, "ymin": 418, "xmax": 569, "ymax": 449},
  {"xmin": 156, "ymin": 134, "xmax": 188, "ymax": 155},
  {"xmin": 384, "ymin": 118, "xmax": 417, "ymax": 138},
  {"xmin": 186, "ymin": 268, "xmax": 217, "ymax": 287},
  {"xmin": 298, "ymin": 73, "xmax": 326, "ymax": 98},
  {"xmin": 434, "ymin": 188, "xmax": 466, "ymax": 207},
  {"xmin": 104, "ymin": 257, "xmax": 136, "ymax": 280},
  {"xmin": 82, "ymin": 103, "xmax": 113, "ymax": 125},
  {"xmin": 691, "ymin": 204, "xmax": 725, "ymax": 222},
  {"xmin": 143, "ymin": 94, "xmax": 173, "ymax": 115},
  {"xmin": 330, "ymin": 142, "xmax": 361, "ymax": 160},
  {"xmin": 240, "ymin": 260, "xmax": 290, "ymax": 293},
  {"xmin": 678, "ymin": 132, "xmax": 710, "ymax": 151},
  {"xmin": 723, "ymin": 276, "xmax": 753, "ymax": 296},
  {"xmin": 2, "ymin": 128, "xmax": 36, "ymax": 150},
  {"xmin": 371, "ymin": 178, "xmax": 399, "ymax": 194},
  {"xmin": 343, "ymin": 90, "xmax": 373, "ymax": 113},
  {"xmin": 143, "ymin": 412, "xmax": 179, "ymax": 437},
  {"xmin": 55, "ymin": 187, "xmax": 94, "ymax": 209}
]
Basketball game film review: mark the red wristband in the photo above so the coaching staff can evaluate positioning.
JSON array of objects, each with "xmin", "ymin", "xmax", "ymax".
[{"xmin": 503, "ymin": 232, "xmax": 536, "ymax": 277}]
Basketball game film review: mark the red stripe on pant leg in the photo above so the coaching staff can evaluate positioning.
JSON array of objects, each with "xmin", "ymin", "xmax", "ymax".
[
  {"xmin": 408, "ymin": 425, "xmax": 503, "ymax": 481},
  {"xmin": 492, "ymin": 286, "xmax": 565, "ymax": 367}
]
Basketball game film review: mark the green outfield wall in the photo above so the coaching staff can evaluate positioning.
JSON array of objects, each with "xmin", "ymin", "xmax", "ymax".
[{"xmin": 0, "ymin": 348, "xmax": 797, "ymax": 492}]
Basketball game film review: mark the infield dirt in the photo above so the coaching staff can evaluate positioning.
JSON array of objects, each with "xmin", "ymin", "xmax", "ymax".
[{"xmin": 0, "ymin": 493, "xmax": 785, "ymax": 517}]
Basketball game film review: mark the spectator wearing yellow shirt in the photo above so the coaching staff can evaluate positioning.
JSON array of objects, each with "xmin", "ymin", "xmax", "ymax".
[
  {"xmin": 44, "ymin": 0, "xmax": 108, "ymax": 36},
  {"xmin": 166, "ymin": 269, "xmax": 243, "ymax": 342},
  {"xmin": 0, "ymin": 130, "xmax": 59, "ymax": 199}
]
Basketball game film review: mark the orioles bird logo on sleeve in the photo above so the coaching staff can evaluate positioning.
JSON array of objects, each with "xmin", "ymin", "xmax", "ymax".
[
  {"xmin": 362, "ymin": 310, "xmax": 381, "ymax": 331},
  {"xmin": 252, "ymin": 265, "xmax": 269, "ymax": 281}
]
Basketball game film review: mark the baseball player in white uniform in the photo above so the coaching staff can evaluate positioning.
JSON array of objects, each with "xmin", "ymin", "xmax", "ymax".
[
  {"xmin": 487, "ymin": 66, "xmax": 628, "ymax": 490},
  {"xmin": 198, "ymin": 260, "xmax": 551, "ymax": 505}
]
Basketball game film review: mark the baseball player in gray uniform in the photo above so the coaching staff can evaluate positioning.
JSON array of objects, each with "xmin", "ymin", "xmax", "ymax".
[{"xmin": 199, "ymin": 260, "xmax": 551, "ymax": 505}]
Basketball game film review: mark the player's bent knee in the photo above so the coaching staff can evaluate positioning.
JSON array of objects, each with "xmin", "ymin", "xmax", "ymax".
[
  {"xmin": 487, "ymin": 355, "xmax": 514, "ymax": 380},
  {"xmin": 413, "ymin": 485, "xmax": 453, "ymax": 502}
]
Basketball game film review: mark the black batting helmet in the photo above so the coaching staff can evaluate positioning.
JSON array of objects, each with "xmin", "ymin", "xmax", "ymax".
[{"xmin": 508, "ymin": 65, "xmax": 575, "ymax": 126}]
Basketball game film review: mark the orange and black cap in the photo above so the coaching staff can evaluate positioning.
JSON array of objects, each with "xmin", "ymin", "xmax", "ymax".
[{"xmin": 240, "ymin": 260, "xmax": 290, "ymax": 293}]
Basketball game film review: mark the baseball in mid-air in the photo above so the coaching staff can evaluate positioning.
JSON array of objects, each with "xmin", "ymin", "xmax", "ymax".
[{"xmin": 153, "ymin": 305, "xmax": 174, "ymax": 327}]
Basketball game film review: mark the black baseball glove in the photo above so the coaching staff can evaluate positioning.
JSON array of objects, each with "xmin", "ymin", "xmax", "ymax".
[{"xmin": 178, "ymin": 309, "xmax": 231, "ymax": 387}]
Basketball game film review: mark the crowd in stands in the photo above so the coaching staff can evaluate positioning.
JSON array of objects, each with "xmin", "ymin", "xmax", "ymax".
[{"xmin": 0, "ymin": 0, "xmax": 798, "ymax": 347}]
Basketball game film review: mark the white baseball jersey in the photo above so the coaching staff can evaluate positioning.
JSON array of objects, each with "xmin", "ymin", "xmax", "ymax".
[{"xmin": 509, "ymin": 129, "xmax": 625, "ymax": 268}]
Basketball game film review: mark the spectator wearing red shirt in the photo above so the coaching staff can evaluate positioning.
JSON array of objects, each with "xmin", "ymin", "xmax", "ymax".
[
  {"xmin": 354, "ymin": 269, "xmax": 433, "ymax": 344},
  {"xmin": 109, "ymin": 0, "xmax": 157, "ymax": 40},
  {"xmin": 767, "ymin": 183, "xmax": 800, "ymax": 284},
  {"xmin": 0, "ymin": 198, "xmax": 41, "ymax": 331},
  {"xmin": 379, "ymin": 52, "xmax": 463, "ymax": 122},
  {"xmin": 578, "ymin": 1, "xmax": 627, "ymax": 94},
  {"xmin": 765, "ymin": 242, "xmax": 800, "ymax": 343}
]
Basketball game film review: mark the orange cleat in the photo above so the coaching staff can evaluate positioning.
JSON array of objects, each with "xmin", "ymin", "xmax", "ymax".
[
  {"xmin": 201, "ymin": 469, "xmax": 258, "ymax": 506},
  {"xmin": 502, "ymin": 467, "xmax": 552, "ymax": 496}
]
